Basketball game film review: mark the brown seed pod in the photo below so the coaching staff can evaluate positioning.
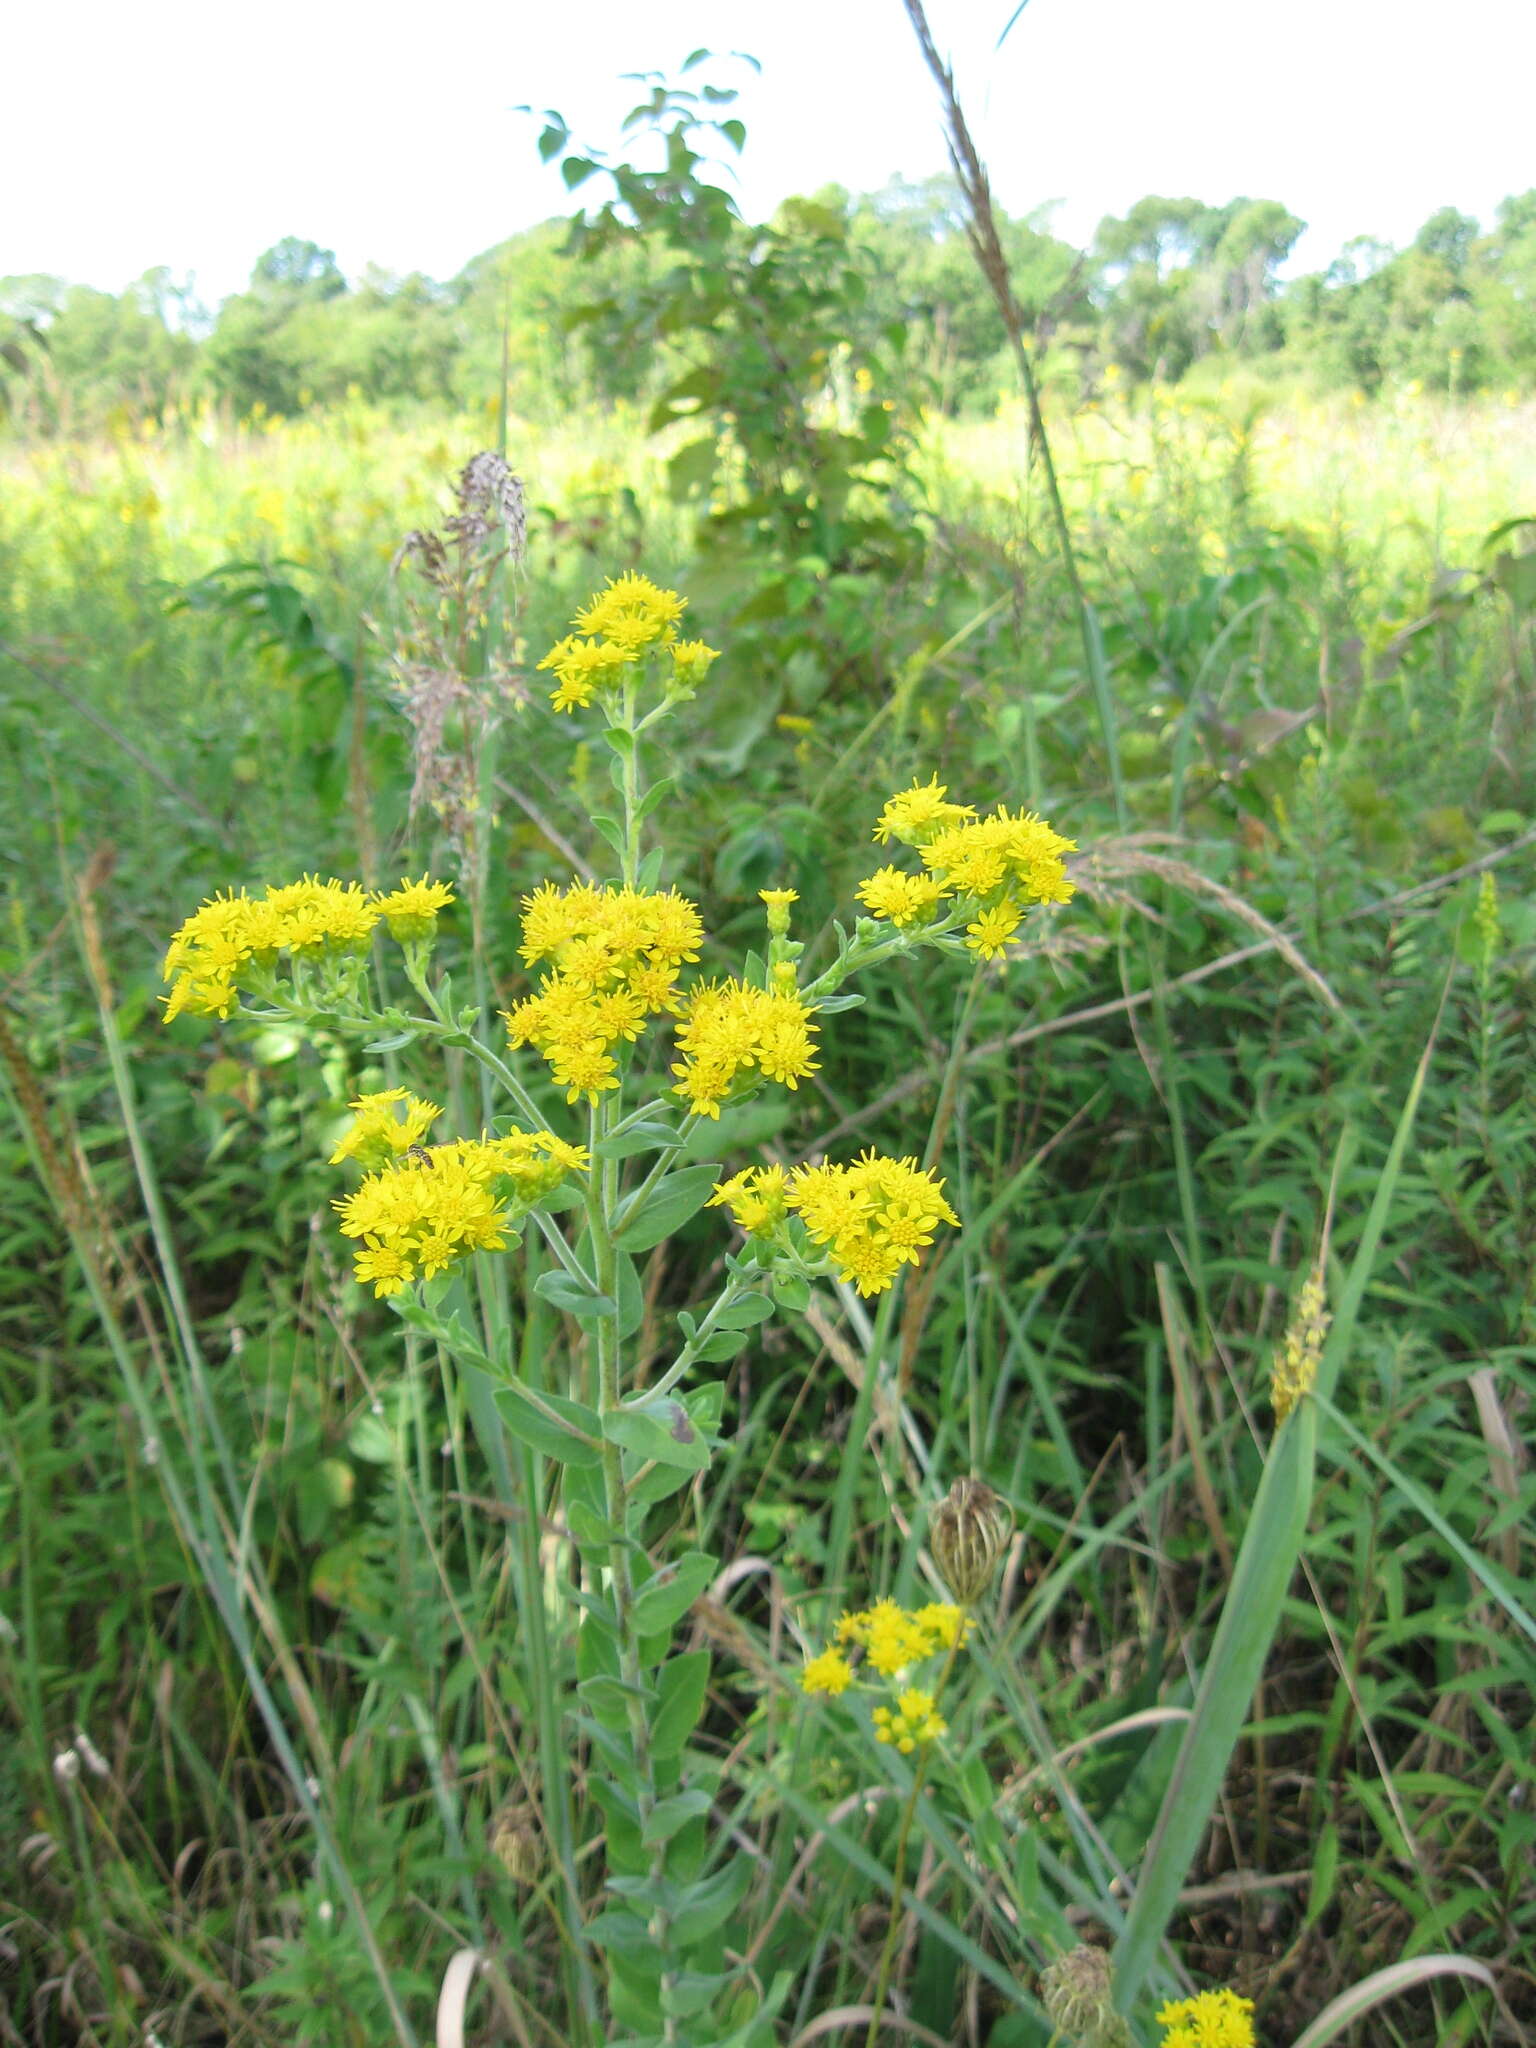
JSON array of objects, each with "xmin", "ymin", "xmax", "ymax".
[
  {"xmin": 1038, "ymin": 1944, "xmax": 1131, "ymax": 2047},
  {"xmin": 929, "ymin": 1476, "xmax": 1014, "ymax": 1605}
]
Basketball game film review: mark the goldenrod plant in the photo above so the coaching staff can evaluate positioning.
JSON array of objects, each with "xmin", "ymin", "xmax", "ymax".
[{"xmin": 156, "ymin": 574, "xmax": 1077, "ymax": 2047}]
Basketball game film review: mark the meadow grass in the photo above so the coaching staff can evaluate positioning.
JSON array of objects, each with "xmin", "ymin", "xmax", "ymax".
[{"xmin": 1, "ymin": 385, "xmax": 1533, "ymax": 2048}]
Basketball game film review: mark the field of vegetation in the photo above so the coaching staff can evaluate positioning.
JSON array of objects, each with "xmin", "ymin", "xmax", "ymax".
[{"xmin": 2, "ymin": 54, "xmax": 1535, "ymax": 2048}]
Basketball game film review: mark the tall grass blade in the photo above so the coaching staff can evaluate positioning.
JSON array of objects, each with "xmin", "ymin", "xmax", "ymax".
[
  {"xmin": 1112, "ymin": 988, "xmax": 1447, "ymax": 2006},
  {"xmin": 1287, "ymin": 1955, "xmax": 1498, "ymax": 2048}
]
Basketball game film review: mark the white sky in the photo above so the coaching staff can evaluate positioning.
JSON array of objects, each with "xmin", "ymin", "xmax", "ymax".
[{"xmin": 6, "ymin": 0, "xmax": 1534, "ymax": 307}]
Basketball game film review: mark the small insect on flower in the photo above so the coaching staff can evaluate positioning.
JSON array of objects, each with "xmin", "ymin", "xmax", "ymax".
[{"xmin": 403, "ymin": 1144, "xmax": 435, "ymax": 1170}]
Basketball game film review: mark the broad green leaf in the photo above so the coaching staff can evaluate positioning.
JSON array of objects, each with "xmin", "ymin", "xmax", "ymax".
[
  {"xmin": 650, "ymin": 1649, "xmax": 712, "ymax": 1760},
  {"xmin": 532, "ymin": 1267, "xmax": 614, "ymax": 1321},
  {"xmin": 694, "ymin": 1327, "xmax": 750, "ymax": 1363},
  {"xmin": 594, "ymin": 1117, "xmax": 685, "ymax": 1161},
  {"xmin": 716, "ymin": 1291, "xmax": 775, "ymax": 1329},
  {"xmin": 605, "ymin": 1394, "xmax": 712, "ymax": 1472},
  {"xmin": 632, "ymin": 1552, "xmax": 716, "ymax": 1638},
  {"xmin": 494, "ymin": 1382, "xmax": 602, "ymax": 1467},
  {"xmin": 669, "ymin": 1856, "xmax": 752, "ymax": 1944},
  {"xmin": 641, "ymin": 1788, "xmax": 713, "ymax": 1847},
  {"xmin": 584, "ymin": 1906, "xmax": 654, "ymax": 1958},
  {"xmin": 613, "ymin": 1165, "xmax": 722, "ymax": 1252},
  {"xmin": 567, "ymin": 1498, "xmax": 623, "ymax": 1549}
]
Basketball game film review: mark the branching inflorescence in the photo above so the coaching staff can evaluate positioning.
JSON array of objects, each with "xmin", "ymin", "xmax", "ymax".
[{"xmin": 156, "ymin": 569, "xmax": 1088, "ymax": 2048}]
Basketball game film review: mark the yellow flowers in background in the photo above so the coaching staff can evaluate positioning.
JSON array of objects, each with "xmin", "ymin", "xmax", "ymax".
[
  {"xmin": 872, "ymin": 1688, "xmax": 947, "ymax": 1754},
  {"xmin": 837, "ymin": 1598, "xmax": 968, "ymax": 1668}
]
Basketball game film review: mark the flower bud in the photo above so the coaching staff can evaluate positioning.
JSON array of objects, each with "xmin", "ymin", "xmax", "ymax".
[
  {"xmin": 1039, "ymin": 1945, "xmax": 1130, "ymax": 2047},
  {"xmin": 929, "ymin": 1477, "xmax": 1013, "ymax": 1605},
  {"xmin": 488, "ymin": 1800, "xmax": 544, "ymax": 1885}
]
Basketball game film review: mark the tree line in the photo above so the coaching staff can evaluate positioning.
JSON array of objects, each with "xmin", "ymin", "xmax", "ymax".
[{"xmin": 4, "ymin": 178, "xmax": 1535, "ymax": 434}]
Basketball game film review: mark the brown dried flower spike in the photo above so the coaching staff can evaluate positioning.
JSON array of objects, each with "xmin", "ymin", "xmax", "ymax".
[{"xmin": 929, "ymin": 1477, "xmax": 1013, "ymax": 1605}]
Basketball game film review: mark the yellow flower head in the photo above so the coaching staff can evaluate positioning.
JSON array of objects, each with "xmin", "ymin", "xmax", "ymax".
[
  {"xmin": 1155, "ymin": 1988, "xmax": 1255, "ymax": 2048},
  {"xmin": 161, "ymin": 876, "xmax": 383, "ymax": 1023},
  {"xmin": 856, "ymin": 866, "xmax": 948, "ymax": 930},
  {"xmin": 374, "ymin": 875, "xmax": 455, "ymax": 942},
  {"xmin": 670, "ymin": 980, "xmax": 819, "ymax": 1118},
  {"xmin": 873, "ymin": 777, "xmax": 977, "ymax": 847},
  {"xmin": 505, "ymin": 883, "xmax": 704, "ymax": 1102},
  {"xmin": 537, "ymin": 633, "xmax": 633, "ymax": 713},
  {"xmin": 872, "ymin": 1687, "xmax": 946, "ymax": 1753},
  {"xmin": 572, "ymin": 572, "xmax": 687, "ymax": 647},
  {"xmin": 333, "ymin": 1129, "xmax": 587, "ymax": 1296},
  {"xmin": 670, "ymin": 638, "xmax": 720, "ymax": 689},
  {"xmin": 708, "ymin": 1164, "xmax": 791, "ymax": 1237},
  {"xmin": 835, "ymin": 1599, "xmax": 965, "ymax": 1673},
  {"xmin": 329, "ymin": 1088, "xmax": 442, "ymax": 1169},
  {"xmin": 800, "ymin": 1648, "xmax": 855, "ymax": 1697},
  {"xmin": 786, "ymin": 1150, "xmax": 958, "ymax": 1296},
  {"xmin": 920, "ymin": 807, "xmax": 1076, "ymax": 906},
  {"xmin": 965, "ymin": 894, "xmax": 1023, "ymax": 961}
]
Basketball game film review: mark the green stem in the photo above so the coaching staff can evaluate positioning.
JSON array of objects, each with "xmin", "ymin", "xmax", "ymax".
[
  {"xmin": 863, "ymin": 1627, "xmax": 968, "ymax": 2048},
  {"xmin": 618, "ymin": 1112, "xmax": 704, "ymax": 1218},
  {"xmin": 618, "ymin": 681, "xmax": 643, "ymax": 888},
  {"xmin": 633, "ymin": 1266, "xmax": 755, "ymax": 1408},
  {"xmin": 586, "ymin": 1091, "xmax": 682, "ymax": 2042}
]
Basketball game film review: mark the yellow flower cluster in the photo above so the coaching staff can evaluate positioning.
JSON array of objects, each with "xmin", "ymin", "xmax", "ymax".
[
  {"xmin": 857, "ymin": 776, "xmax": 1076, "ymax": 961},
  {"xmin": 536, "ymin": 573, "xmax": 718, "ymax": 712},
  {"xmin": 872, "ymin": 1687, "xmax": 947, "ymax": 1753},
  {"xmin": 710, "ymin": 1152, "xmax": 957, "ymax": 1296},
  {"xmin": 799, "ymin": 1601, "xmax": 963, "ymax": 1749},
  {"xmin": 334, "ymin": 1130, "xmax": 588, "ymax": 1297},
  {"xmin": 161, "ymin": 875, "xmax": 454, "ymax": 1023},
  {"xmin": 375, "ymin": 875, "xmax": 456, "ymax": 940},
  {"xmin": 836, "ymin": 1599, "xmax": 967, "ymax": 1672},
  {"xmin": 1156, "ymin": 1989, "xmax": 1256, "ymax": 2048},
  {"xmin": 670, "ymin": 979, "xmax": 820, "ymax": 1119},
  {"xmin": 706, "ymin": 1162, "xmax": 790, "ymax": 1235},
  {"xmin": 329, "ymin": 1088, "xmax": 442, "ymax": 1169},
  {"xmin": 799, "ymin": 1648, "xmax": 855, "ymax": 1696},
  {"xmin": 503, "ymin": 882, "xmax": 704, "ymax": 1102},
  {"xmin": 797, "ymin": 1151, "xmax": 958, "ymax": 1295}
]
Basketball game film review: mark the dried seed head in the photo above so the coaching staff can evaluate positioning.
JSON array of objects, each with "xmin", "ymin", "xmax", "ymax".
[
  {"xmin": 488, "ymin": 1800, "xmax": 543, "ymax": 1885},
  {"xmin": 1039, "ymin": 1945, "xmax": 1130, "ymax": 2047},
  {"xmin": 930, "ymin": 1477, "xmax": 1013, "ymax": 1605},
  {"xmin": 447, "ymin": 452, "xmax": 526, "ymax": 563}
]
